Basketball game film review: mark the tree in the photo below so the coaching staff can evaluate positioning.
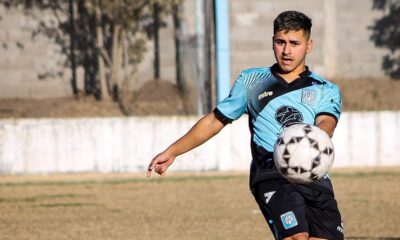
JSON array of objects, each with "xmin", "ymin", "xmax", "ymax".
[
  {"xmin": 0, "ymin": 0, "xmax": 183, "ymax": 104},
  {"xmin": 370, "ymin": 0, "xmax": 400, "ymax": 79}
]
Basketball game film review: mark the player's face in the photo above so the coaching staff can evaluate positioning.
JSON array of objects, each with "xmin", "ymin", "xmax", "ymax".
[{"xmin": 273, "ymin": 30, "xmax": 313, "ymax": 74}]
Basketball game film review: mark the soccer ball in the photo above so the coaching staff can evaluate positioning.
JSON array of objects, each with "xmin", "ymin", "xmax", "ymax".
[{"xmin": 273, "ymin": 124, "xmax": 334, "ymax": 184}]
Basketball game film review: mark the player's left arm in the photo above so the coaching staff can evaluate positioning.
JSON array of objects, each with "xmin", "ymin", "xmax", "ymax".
[{"xmin": 315, "ymin": 114, "xmax": 337, "ymax": 138}]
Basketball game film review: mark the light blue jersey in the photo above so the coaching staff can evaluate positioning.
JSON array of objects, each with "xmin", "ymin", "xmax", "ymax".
[{"xmin": 214, "ymin": 64, "xmax": 342, "ymax": 187}]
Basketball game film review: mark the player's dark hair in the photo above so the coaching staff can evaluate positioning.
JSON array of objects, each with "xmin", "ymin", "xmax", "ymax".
[{"xmin": 274, "ymin": 11, "xmax": 312, "ymax": 38}]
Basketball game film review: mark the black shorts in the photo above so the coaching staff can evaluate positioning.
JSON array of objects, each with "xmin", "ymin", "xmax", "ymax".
[{"xmin": 251, "ymin": 178, "xmax": 344, "ymax": 240}]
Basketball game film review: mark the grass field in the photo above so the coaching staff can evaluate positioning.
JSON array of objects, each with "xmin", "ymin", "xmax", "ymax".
[{"xmin": 1, "ymin": 169, "xmax": 400, "ymax": 240}]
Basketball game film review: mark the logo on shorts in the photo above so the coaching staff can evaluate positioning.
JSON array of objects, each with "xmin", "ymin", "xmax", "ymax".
[
  {"xmin": 337, "ymin": 222, "xmax": 344, "ymax": 234},
  {"xmin": 280, "ymin": 211, "xmax": 298, "ymax": 229},
  {"xmin": 264, "ymin": 191, "xmax": 276, "ymax": 204}
]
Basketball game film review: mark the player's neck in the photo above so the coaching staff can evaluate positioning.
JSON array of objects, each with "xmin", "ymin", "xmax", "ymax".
[{"xmin": 276, "ymin": 65, "xmax": 307, "ymax": 83}]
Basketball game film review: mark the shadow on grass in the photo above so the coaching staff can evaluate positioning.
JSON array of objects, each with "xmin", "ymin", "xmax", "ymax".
[
  {"xmin": 39, "ymin": 202, "xmax": 98, "ymax": 208},
  {"xmin": 0, "ymin": 193, "xmax": 92, "ymax": 203}
]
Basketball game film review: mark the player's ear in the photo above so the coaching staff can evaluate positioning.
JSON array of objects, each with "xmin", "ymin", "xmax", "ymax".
[{"xmin": 306, "ymin": 39, "xmax": 313, "ymax": 54}]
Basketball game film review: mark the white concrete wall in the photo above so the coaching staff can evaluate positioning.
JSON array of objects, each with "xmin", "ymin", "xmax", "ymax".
[{"xmin": 0, "ymin": 112, "xmax": 399, "ymax": 175}]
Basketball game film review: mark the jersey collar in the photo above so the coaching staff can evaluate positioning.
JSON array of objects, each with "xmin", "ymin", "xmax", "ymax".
[{"xmin": 270, "ymin": 64, "xmax": 312, "ymax": 86}]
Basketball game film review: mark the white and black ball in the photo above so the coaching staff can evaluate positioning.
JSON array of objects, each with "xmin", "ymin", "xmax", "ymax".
[{"xmin": 273, "ymin": 124, "xmax": 335, "ymax": 184}]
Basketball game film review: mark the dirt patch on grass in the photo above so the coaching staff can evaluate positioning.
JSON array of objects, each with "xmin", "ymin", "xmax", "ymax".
[
  {"xmin": 0, "ymin": 96, "xmax": 124, "ymax": 118},
  {"xmin": 0, "ymin": 80, "xmax": 191, "ymax": 118}
]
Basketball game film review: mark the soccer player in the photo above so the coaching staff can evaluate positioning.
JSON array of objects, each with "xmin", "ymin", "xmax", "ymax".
[{"xmin": 147, "ymin": 10, "xmax": 344, "ymax": 240}]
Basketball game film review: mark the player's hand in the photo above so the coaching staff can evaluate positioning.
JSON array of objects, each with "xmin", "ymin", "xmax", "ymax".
[{"xmin": 147, "ymin": 151, "xmax": 176, "ymax": 177}]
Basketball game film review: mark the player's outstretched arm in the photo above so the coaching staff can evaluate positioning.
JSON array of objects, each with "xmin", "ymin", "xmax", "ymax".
[{"xmin": 147, "ymin": 111, "xmax": 226, "ymax": 177}]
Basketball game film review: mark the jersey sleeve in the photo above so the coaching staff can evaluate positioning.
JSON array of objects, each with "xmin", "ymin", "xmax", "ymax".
[
  {"xmin": 316, "ymin": 83, "xmax": 342, "ymax": 123},
  {"xmin": 215, "ymin": 74, "xmax": 247, "ymax": 124}
]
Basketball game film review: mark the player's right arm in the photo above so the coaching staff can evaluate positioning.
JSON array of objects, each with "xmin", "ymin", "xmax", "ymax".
[
  {"xmin": 148, "ymin": 71, "xmax": 249, "ymax": 177},
  {"xmin": 147, "ymin": 111, "xmax": 226, "ymax": 177}
]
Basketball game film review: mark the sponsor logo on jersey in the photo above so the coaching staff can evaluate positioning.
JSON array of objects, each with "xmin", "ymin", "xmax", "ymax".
[
  {"xmin": 280, "ymin": 211, "xmax": 298, "ymax": 229},
  {"xmin": 301, "ymin": 89, "xmax": 317, "ymax": 105},
  {"xmin": 258, "ymin": 91, "xmax": 273, "ymax": 100},
  {"xmin": 275, "ymin": 106, "xmax": 303, "ymax": 127}
]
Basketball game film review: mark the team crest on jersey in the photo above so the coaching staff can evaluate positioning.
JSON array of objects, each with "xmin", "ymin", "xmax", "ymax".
[
  {"xmin": 301, "ymin": 89, "xmax": 317, "ymax": 105},
  {"xmin": 275, "ymin": 106, "xmax": 303, "ymax": 127},
  {"xmin": 280, "ymin": 211, "xmax": 298, "ymax": 229}
]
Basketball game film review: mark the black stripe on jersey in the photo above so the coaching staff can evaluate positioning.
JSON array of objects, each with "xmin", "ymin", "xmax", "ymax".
[
  {"xmin": 213, "ymin": 108, "xmax": 233, "ymax": 125},
  {"xmin": 254, "ymin": 65, "xmax": 324, "ymax": 114},
  {"xmin": 315, "ymin": 112, "xmax": 339, "ymax": 125},
  {"xmin": 254, "ymin": 77, "xmax": 322, "ymax": 115}
]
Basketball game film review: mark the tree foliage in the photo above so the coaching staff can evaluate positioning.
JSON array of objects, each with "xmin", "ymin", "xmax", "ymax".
[
  {"xmin": 0, "ymin": 0, "xmax": 183, "ymax": 100},
  {"xmin": 370, "ymin": 0, "xmax": 400, "ymax": 79}
]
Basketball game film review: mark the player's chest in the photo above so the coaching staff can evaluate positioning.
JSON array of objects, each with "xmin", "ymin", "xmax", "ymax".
[{"xmin": 248, "ymin": 81, "xmax": 322, "ymax": 114}]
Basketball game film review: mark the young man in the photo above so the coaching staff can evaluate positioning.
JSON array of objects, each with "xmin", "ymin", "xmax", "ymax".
[{"xmin": 147, "ymin": 11, "xmax": 344, "ymax": 240}]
